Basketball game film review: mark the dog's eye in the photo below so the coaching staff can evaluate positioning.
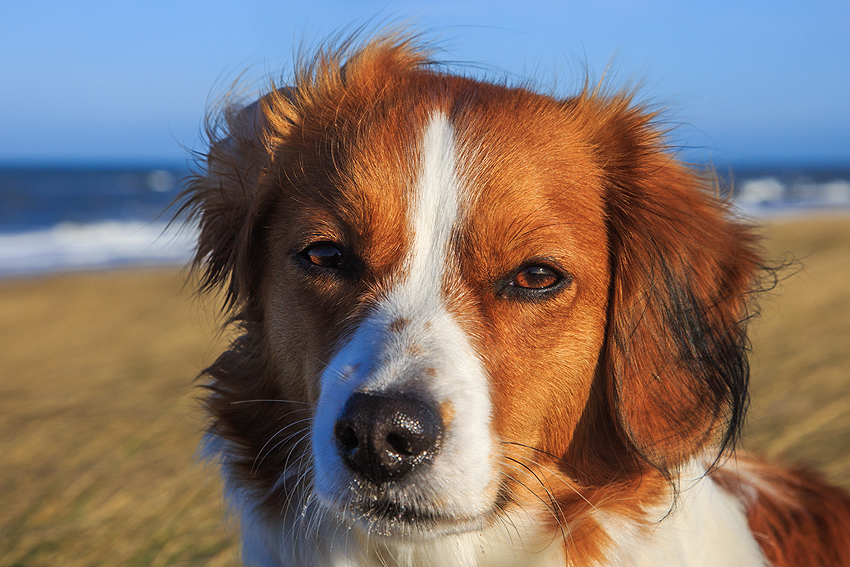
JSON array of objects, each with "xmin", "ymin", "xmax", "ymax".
[
  {"xmin": 300, "ymin": 242, "xmax": 348, "ymax": 270},
  {"xmin": 510, "ymin": 266, "xmax": 560, "ymax": 290},
  {"xmin": 501, "ymin": 263, "xmax": 573, "ymax": 301}
]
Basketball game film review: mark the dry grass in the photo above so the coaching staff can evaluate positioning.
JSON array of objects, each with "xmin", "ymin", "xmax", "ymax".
[
  {"xmin": 0, "ymin": 214, "xmax": 848, "ymax": 566},
  {"xmin": 743, "ymin": 213, "xmax": 850, "ymax": 484},
  {"xmin": 0, "ymin": 269, "xmax": 237, "ymax": 566}
]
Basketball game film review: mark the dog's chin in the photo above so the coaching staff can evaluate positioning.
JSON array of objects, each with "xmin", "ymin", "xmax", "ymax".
[
  {"xmin": 337, "ymin": 505, "xmax": 491, "ymax": 540},
  {"xmin": 325, "ymin": 491, "xmax": 497, "ymax": 540}
]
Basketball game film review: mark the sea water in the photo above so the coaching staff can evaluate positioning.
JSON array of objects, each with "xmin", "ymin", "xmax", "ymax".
[
  {"xmin": 0, "ymin": 167, "xmax": 195, "ymax": 277},
  {"xmin": 1, "ymin": 165, "xmax": 848, "ymax": 278}
]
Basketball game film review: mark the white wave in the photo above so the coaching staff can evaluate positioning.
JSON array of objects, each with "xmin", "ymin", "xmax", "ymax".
[
  {"xmin": 0, "ymin": 221, "xmax": 198, "ymax": 277},
  {"xmin": 737, "ymin": 176, "xmax": 850, "ymax": 210},
  {"xmin": 738, "ymin": 177, "xmax": 786, "ymax": 205},
  {"xmin": 801, "ymin": 180, "xmax": 850, "ymax": 204}
]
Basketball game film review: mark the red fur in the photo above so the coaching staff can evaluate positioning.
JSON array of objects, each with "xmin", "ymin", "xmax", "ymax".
[{"xmin": 182, "ymin": 32, "xmax": 850, "ymax": 566}]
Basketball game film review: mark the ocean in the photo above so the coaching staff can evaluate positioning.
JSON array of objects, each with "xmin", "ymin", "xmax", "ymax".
[
  {"xmin": 0, "ymin": 167, "xmax": 195, "ymax": 277},
  {"xmin": 1, "ymin": 164, "xmax": 848, "ymax": 278}
]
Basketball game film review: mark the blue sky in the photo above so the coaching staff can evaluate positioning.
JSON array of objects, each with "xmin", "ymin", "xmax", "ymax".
[{"xmin": 1, "ymin": 0, "xmax": 848, "ymax": 166}]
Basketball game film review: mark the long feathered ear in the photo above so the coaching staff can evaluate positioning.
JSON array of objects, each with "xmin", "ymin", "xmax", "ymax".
[
  {"xmin": 180, "ymin": 93, "xmax": 282, "ymax": 310},
  {"xmin": 586, "ymin": 94, "xmax": 763, "ymax": 471}
]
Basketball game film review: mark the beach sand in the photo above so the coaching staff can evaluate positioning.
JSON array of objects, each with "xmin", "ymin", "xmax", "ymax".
[{"xmin": 1, "ymin": 214, "xmax": 848, "ymax": 566}]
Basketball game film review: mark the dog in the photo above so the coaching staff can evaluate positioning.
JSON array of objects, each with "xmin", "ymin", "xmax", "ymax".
[{"xmin": 183, "ymin": 33, "xmax": 850, "ymax": 567}]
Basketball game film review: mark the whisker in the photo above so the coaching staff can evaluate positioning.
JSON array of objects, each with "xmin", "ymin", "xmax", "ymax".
[
  {"xmin": 500, "ymin": 464, "xmax": 572, "ymax": 555},
  {"xmin": 280, "ymin": 430, "xmax": 313, "ymax": 482},
  {"xmin": 502, "ymin": 452, "xmax": 577, "ymax": 552},
  {"xmin": 252, "ymin": 417, "xmax": 314, "ymax": 475},
  {"xmin": 284, "ymin": 464, "xmax": 318, "ymax": 551},
  {"xmin": 230, "ymin": 399, "xmax": 316, "ymax": 406},
  {"xmin": 501, "ymin": 445, "xmax": 598, "ymax": 512},
  {"xmin": 501, "ymin": 440, "xmax": 589, "ymax": 477},
  {"xmin": 271, "ymin": 436, "xmax": 312, "ymax": 493}
]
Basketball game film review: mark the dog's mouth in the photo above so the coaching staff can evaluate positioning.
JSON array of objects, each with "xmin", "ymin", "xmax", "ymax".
[
  {"xmin": 343, "ymin": 497, "xmax": 443, "ymax": 535},
  {"xmin": 337, "ymin": 498, "xmax": 487, "ymax": 538},
  {"xmin": 328, "ymin": 482, "xmax": 511, "ymax": 538}
]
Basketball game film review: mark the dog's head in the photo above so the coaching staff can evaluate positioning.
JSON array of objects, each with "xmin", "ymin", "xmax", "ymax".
[{"xmin": 185, "ymin": 36, "xmax": 761, "ymax": 547}]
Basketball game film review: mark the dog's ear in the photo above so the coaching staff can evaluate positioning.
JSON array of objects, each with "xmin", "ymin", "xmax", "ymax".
[
  {"xmin": 584, "ymin": 95, "xmax": 762, "ymax": 471},
  {"xmin": 182, "ymin": 90, "xmax": 295, "ymax": 309}
]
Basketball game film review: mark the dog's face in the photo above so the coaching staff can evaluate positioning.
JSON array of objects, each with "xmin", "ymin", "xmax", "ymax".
[
  {"xmin": 265, "ymin": 103, "xmax": 611, "ymax": 535},
  {"xmin": 188, "ymin": 38, "xmax": 760, "ymax": 546}
]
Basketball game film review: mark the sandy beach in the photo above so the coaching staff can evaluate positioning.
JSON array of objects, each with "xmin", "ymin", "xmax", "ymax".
[{"xmin": 1, "ymin": 214, "xmax": 848, "ymax": 566}]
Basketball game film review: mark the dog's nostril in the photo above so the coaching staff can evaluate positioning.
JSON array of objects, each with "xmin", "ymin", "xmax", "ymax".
[
  {"xmin": 386, "ymin": 432, "xmax": 413, "ymax": 456},
  {"xmin": 334, "ymin": 423, "xmax": 359, "ymax": 450},
  {"xmin": 334, "ymin": 392, "xmax": 443, "ymax": 485}
]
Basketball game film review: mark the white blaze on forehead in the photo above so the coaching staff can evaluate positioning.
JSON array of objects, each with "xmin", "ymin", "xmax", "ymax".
[
  {"xmin": 407, "ymin": 111, "xmax": 461, "ymax": 293},
  {"xmin": 312, "ymin": 111, "xmax": 499, "ymax": 523},
  {"xmin": 369, "ymin": 111, "xmax": 467, "ymax": 373}
]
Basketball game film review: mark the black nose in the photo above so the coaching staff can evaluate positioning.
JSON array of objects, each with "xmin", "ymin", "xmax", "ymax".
[{"xmin": 334, "ymin": 392, "xmax": 443, "ymax": 485}]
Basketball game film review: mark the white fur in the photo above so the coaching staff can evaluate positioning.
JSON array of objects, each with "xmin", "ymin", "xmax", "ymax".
[
  {"xmin": 594, "ymin": 460, "xmax": 768, "ymax": 567},
  {"xmin": 231, "ymin": 487, "xmax": 565, "ymax": 567}
]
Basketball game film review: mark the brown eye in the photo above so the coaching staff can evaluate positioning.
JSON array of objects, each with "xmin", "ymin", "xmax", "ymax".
[
  {"xmin": 510, "ymin": 266, "xmax": 560, "ymax": 289},
  {"xmin": 301, "ymin": 242, "xmax": 348, "ymax": 270}
]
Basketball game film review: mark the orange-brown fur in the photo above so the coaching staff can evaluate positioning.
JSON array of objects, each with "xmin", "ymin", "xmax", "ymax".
[{"xmin": 183, "ymin": 33, "xmax": 850, "ymax": 565}]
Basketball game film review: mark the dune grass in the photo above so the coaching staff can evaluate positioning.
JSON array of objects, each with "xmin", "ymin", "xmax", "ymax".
[
  {"xmin": 742, "ymin": 214, "xmax": 850, "ymax": 483},
  {"xmin": 0, "ymin": 269, "xmax": 236, "ymax": 567},
  {"xmin": 1, "ymin": 214, "xmax": 848, "ymax": 566}
]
